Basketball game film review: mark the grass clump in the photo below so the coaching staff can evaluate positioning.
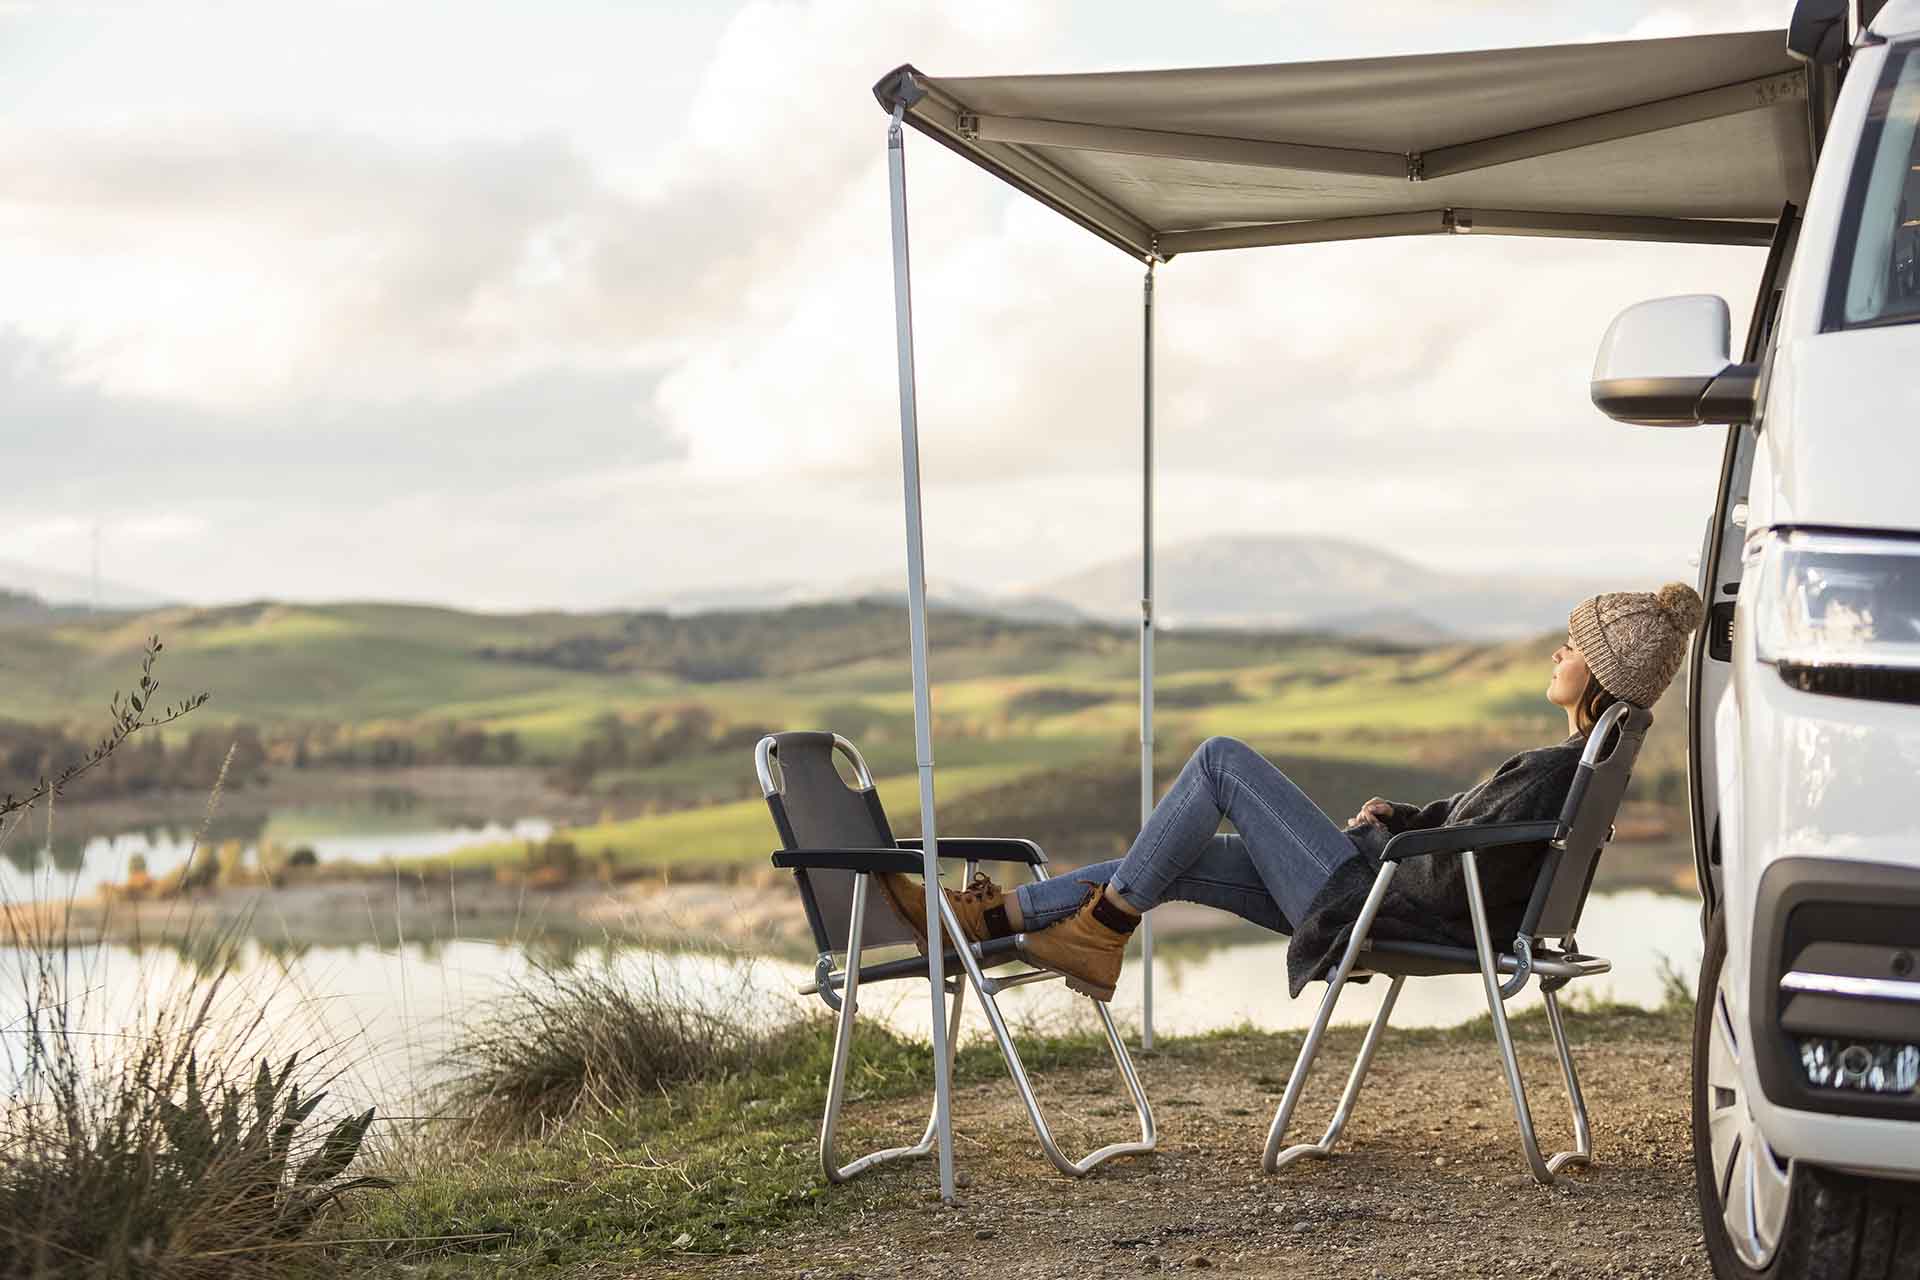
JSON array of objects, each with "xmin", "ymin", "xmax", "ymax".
[
  {"xmin": 437, "ymin": 954, "xmax": 790, "ymax": 1141},
  {"xmin": 0, "ymin": 639, "xmax": 390, "ymax": 1278},
  {"xmin": 0, "ymin": 929, "xmax": 393, "ymax": 1279},
  {"xmin": 368, "ymin": 955, "xmax": 1123, "ymax": 1273}
]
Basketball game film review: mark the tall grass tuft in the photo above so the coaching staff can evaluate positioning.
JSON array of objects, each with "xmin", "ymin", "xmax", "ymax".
[
  {"xmin": 0, "ymin": 642, "xmax": 390, "ymax": 1278},
  {"xmin": 438, "ymin": 954, "xmax": 794, "ymax": 1142},
  {"xmin": 0, "ymin": 915, "xmax": 394, "ymax": 1279}
]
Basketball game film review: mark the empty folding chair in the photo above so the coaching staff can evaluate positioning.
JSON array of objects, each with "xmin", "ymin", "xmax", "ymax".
[
  {"xmin": 1263, "ymin": 701, "xmax": 1653, "ymax": 1184},
  {"xmin": 755, "ymin": 730, "xmax": 1155, "ymax": 1183}
]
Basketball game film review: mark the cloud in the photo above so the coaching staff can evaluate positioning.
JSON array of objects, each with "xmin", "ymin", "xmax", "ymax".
[
  {"xmin": 0, "ymin": 330, "xmax": 683, "ymax": 602},
  {"xmin": 0, "ymin": 0, "xmax": 1795, "ymax": 607}
]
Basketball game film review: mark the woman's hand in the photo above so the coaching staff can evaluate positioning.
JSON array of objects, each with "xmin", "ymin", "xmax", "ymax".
[{"xmin": 1348, "ymin": 797, "xmax": 1395, "ymax": 828}]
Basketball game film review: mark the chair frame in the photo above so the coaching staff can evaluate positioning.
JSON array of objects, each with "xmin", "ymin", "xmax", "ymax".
[
  {"xmin": 757, "ymin": 733, "xmax": 1156, "ymax": 1183},
  {"xmin": 1262, "ymin": 701, "xmax": 1646, "ymax": 1185}
]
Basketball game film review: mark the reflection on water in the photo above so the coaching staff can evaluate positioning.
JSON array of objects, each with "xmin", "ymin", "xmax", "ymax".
[
  {"xmin": 0, "ymin": 811, "xmax": 555, "ymax": 902},
  {"xmin": 0, "ymin": 890, "xmax": 1701, "ymax": 1118}
]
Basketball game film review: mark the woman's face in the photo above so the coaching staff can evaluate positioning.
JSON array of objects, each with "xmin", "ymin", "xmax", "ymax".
[{"xmin": 1547, "ymin": 637, "xmax": 1591, "ymax": 710}]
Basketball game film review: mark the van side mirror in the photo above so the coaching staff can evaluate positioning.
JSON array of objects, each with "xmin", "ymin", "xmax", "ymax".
[{"xmin": 1590, "ymin": 295, "xmax": 1757, "ymax": 427}]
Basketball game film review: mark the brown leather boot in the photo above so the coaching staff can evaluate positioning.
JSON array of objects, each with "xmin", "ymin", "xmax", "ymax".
[
  {"xmin": 874, "ymin": 871, "xmax": 1012, "ymax": 954},
  {"xmin": 1017, "ymin": 885, "xmax": 1137, "ymax": 1002}
]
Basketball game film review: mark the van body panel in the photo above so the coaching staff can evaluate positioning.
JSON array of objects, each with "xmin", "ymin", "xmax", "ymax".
[
  {"xmin": 1705, "ymin": 17, "xmax": 1920, "ymax": 1197},
  {"xmin": 1773, "ymin": 41, "xmax": 1885, "ymax": 339},
  {"xmin": 1757, "ymin": 327, "xmax": 1920, "ymax": 532},
  {"xmin": 1728, "ymin": 567, "xmax": 1920, "ymax": 1165}
]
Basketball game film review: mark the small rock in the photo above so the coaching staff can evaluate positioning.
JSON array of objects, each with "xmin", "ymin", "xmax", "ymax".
[
  {"xmin": 1291, "ymin": 1222, "xmax": 1312, "ymax": 1234},
  {"xmin": 975, "ymin": 1229, "xmax": 998, "ymax": 1240},
  {"xmin": 1432, "ymin": 1156, "xmax": 1448, "ymax": 1167}
]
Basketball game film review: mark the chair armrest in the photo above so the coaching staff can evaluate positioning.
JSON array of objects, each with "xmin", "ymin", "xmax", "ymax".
[
  {"xmin": 1379, "ymin": 820, "xmax": 1560, "ymax": 863},
  {"xmin": 770, "ymin": 849, "xmax": 926, "ymax": 873},
  {"xmin": 897, "ymin": 836, "xmax": 1048, "ymax": 866}
]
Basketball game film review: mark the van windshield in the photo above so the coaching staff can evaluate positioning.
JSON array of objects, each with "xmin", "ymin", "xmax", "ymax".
[{"xmin": 1832, "ymin": 45, "xmax": 1920, "ymax": 329}]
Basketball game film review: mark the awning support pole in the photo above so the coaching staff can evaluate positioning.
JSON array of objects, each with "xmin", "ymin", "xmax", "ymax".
[
  {"xmin": 1139, "ymin": 256, "xmax": 1156, "ymax": 1053},
  {"xmin": 886, "ymin": 101, "xmax": 955, "ymax": 1203}
]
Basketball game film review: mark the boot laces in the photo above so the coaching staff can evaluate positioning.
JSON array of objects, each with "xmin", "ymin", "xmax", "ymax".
[{"xmin": 956, "ymin": 872, "xmax": 1000, "ymax": 903}]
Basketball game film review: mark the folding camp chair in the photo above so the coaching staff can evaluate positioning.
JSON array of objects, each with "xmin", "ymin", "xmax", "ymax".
[
  {"xmin": 1263, "ymin": 701, "xmax": 1652, "ymax": 1185},
  {"xmin": 755, "ymin": 730, "xmax": 1156, "ymax": 1182}
]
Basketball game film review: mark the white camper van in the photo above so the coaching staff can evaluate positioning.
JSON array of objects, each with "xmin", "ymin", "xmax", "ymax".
[{"xmin": 1591, "ymin": 2, "xmax": 1920, "ymax": 1275}]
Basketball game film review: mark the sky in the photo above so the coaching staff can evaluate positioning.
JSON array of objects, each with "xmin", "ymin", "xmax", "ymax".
[{"xmin": 0, "ymin": 0, "xmax": 1792, "ymax": 611}]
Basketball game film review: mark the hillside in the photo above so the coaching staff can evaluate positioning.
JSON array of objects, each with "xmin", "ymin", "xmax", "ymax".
[
  {"xmin": 640, "ymin": 534, "xmax": 1634, "ymax": 641},
  {"xmin": 0, "ymin": 596, "xmax": 1692, "ymax": 881}
]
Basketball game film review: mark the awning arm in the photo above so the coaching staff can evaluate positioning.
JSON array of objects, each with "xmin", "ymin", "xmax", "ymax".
[
  {"xmin": 947, "ymin": 69, "xmax": 1805, "ymax": 186},
  {"xmin": 1158, "ymin": 207, "xmax": 1776, "ymax": 256},
  {"xmin": 880, "ymin": 66, "xmax": 1159, "ymax": 261},
  {"xmin": 961, "ymin": 114, "xmax": 1410, "ymax": 180},
  {"xmin": 1421, "ymin": 69, "xmax": 1806, "ymax": 178}
]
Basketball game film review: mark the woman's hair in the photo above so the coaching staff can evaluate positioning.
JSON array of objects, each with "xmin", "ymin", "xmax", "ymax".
[{"xmin": 1575, "ymin": 674, "xmax": 1621, "ymax": 736}]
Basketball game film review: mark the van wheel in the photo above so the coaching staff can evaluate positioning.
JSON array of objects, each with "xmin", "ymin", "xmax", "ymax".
[
  {"xmin": 1697, "ymin": 911, "xmax": 1793, "ymax": 1275},
  {"xmin": 1695, "ymin": 913, "xmax": 1920, "ymax": 1279}
]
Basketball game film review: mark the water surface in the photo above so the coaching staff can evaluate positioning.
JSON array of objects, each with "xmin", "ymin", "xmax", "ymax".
[{"xmin": 1, "ymin": 889, "xmax": 1701, "ymax": 1119}]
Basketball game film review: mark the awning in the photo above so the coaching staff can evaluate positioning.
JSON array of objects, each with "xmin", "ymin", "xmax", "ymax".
[{"xmin": 873, "ymin": 28, "xmax": 1814, "ymax": 260}]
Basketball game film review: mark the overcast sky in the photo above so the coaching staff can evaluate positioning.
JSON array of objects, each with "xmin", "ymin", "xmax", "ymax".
[{"xmin": 1, "ymin": 0, "xmax": 1789, "ymax": 611}]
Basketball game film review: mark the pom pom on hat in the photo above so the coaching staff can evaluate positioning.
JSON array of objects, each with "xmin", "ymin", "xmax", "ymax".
[
  {"xmin": 1568, "ymin": 581, "xmax": 1704, "ymax": 708},
  {"xmin": 1656, "ymin": 580, "xmax": 1706, "ymax": 634}
]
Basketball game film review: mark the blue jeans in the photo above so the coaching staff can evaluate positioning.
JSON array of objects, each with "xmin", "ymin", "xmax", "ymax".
[{"xmin": 1012, "ymin": 737, "xmax": 1359, "ymax": 934}]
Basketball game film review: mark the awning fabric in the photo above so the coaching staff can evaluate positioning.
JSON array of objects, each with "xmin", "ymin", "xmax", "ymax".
[{"xmin": 873, "ymin": 29, "xmax": 1813, "ymax": 260}]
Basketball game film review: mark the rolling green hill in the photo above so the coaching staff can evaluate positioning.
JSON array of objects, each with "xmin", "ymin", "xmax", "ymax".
[{"xmin": 0, "ymin": 597, "xmax": 1692, "ymax": 876}]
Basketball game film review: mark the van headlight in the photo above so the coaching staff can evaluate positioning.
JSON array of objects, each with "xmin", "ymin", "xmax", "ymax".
[{"xmin": 1746, "ymin": 530, "xmax": 1920, "ymax": 704}]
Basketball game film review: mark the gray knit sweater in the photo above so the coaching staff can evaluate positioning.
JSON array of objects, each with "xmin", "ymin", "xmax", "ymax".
[{"xmin": 1284, "ymin": 733, "xmax": 1586, "ymax": 997}]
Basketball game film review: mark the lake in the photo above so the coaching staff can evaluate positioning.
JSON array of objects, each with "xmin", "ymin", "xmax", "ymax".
[
  {"xmin": 0, "ymin": 888, "xmax": 1702, "ymax": 1121},
  {"xmin": 0, "ymin": 807, "xmax": 556, "ymax": 902}
]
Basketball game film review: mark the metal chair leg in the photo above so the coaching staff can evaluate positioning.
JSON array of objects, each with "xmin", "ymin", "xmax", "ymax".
[
  {"xmin": 820, "ymin": 873, "xmax": 967, "ymax": 1183},
  {"xmin": 1265, "ymin": 863, "xmax": 1400, "ymax": 1173},
  {"xmin": 937, "ymin": 881, "xmax": 1155, "ymax": 1177},
  {"xmin": 1541, "ymin": 988, "xmax": 1593, "ymax": 1176},
  {"xmin": 1462, "ymin": 851, "xmax": 1556, "ymax": 1185},
  {"xmin": 1267, "ymin": 973, "xmax": 1403, "ymax": 1170}
]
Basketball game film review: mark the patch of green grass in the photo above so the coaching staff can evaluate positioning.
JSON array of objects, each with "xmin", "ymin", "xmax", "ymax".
[
  {"xmin": 352, "ymin": 1002, "xmax": 1685, "ymax": 1277},
  {"xmin": 354, "ymin": 1016, "xmax": 1120, "ymax": 1275},
  {"xmin": 433, "ymin": 756, "xmax": 1097, "ymax": 872}
]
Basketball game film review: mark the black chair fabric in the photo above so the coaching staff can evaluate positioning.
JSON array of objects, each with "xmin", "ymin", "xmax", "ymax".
[
  {"xmin": 1523, "ymin": 704, "xmax": 1654, "ymax": 939},
  {"xmin": 764, "ymin": 732, "xmax": 917, "ymax": 952}
]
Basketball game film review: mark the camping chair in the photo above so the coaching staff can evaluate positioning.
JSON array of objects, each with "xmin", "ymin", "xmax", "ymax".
[
  {"xmin": 755, "ymin": 730, "xmax": 1156, "ymax": 1183},
  {"xmin": 1263, "ymin": 701, "xmax": 1652, "ymax": 1185}
]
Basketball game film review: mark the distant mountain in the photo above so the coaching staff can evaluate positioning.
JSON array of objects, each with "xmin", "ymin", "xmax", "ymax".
[
  {"xmin": 1025, "ymin": 534, "xmax": 1615, "ymax": 640},
  {"xmin": 0, "ymin": 588, "xmax": 50, "ymax": 622},
  {"xmin": 641, "ymin": 575, "xmax": 1087, "ymax": 626},
  {"xmin": 0, "ymin": 558, "xmax": 170, "ymax": 610},
  {"xmin": 636, "ymin": 534, "xmax": 1619, "ymax": 641}
]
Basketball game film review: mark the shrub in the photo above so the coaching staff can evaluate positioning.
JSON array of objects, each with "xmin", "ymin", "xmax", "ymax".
[
  {"xmin": 0, "ymin": 927, "xmax": 393, "ymax": 1279},
  {"xmin": 437, "ymin": 955, "xmax": 791, "ymax": 1141},
  {"xmin": 0, "ymin": 643, "xmax": 386, "ymax": 1277}
]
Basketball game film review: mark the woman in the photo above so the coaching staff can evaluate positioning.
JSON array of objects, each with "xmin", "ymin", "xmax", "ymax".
[{"xmin": 880, "ymin": 582, "xmax": 1704, "ymax": 1002}]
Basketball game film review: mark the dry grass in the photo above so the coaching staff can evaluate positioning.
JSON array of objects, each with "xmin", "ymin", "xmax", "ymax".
[{"xmin": 434, "ymin": 951, "xmax": 797, "ymax": 1142}]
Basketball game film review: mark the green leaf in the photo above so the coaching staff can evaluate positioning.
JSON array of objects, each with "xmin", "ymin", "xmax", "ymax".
[{"xmin": 295, "ymin": 1108, "xmax": 375, "ymax": 1185}]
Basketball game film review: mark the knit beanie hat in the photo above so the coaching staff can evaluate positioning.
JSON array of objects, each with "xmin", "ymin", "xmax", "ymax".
[{"xmin": 1567, "ymin": 582, "xmax": 1706, "ymax": 707}]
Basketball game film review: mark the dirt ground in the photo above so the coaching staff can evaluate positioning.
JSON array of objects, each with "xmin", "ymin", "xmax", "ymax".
[{"xmin": 657, "ymin": 1009, "xmax": 1706, "ymax": 1279}]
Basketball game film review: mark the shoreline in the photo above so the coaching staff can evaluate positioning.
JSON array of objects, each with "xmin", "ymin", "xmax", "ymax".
[{"xmin": 5, "ymin": 851, "xmax": 1698, "ymax": 953}]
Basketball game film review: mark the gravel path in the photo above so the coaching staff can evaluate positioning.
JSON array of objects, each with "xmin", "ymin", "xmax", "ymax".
[{"xmin": 660, "ymin": 1007, "xmax": 1706, "ymax": 1279}]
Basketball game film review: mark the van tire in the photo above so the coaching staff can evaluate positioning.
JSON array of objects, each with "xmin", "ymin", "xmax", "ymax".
[{"xmin": 1695, "ymin": 912, "xmax": 1920, "ymax": 1279}]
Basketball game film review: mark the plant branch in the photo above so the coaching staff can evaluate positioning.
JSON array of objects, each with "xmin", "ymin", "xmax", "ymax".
[{"xmin": 0, "ymin": 635, "xmax": 209, "ymax": 817}]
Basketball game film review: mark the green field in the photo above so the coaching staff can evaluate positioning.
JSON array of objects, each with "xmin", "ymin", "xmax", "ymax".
[{"xmin": 0, "ymin": 598, "xmax": 1692, "ymax": 876}]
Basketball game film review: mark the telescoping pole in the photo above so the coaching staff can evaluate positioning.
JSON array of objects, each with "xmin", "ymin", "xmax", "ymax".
[
  {"xmin": 886, "ymin": 102, "xmax": 956, "ymax": 1202},
  {"xmin": 1139, "ymin": 258, "xmax": 1156, "ymax": 1052}
]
